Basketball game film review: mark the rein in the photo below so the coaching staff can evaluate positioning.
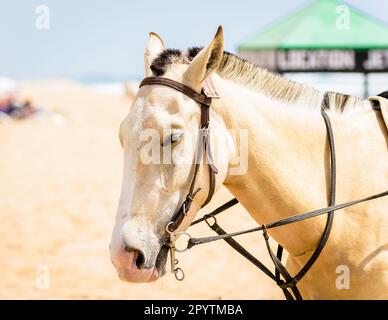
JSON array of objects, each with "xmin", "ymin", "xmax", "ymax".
[{"xmin": 139, "ymin": 77, "xmax": 388, "ymax": 300}]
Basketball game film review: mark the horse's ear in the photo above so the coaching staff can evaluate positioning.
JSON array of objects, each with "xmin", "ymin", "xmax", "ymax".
[
  {"xmin": 183, "ymin": 26, "xmax": 224, "ymax": 91},
  {"xmin": 144, "ymin": 32, "xmax": 165, "ymax": 77}
]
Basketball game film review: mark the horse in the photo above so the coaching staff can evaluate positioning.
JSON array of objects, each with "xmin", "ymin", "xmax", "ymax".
[{"xmin": 110, "ymin": 27, "xmax": 388, "ymax": 299}]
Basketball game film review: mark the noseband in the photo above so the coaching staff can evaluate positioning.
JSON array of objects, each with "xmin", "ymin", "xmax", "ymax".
[{"xmin": 138, "ymin": 77, "xmax": 388, "ymax": 300}]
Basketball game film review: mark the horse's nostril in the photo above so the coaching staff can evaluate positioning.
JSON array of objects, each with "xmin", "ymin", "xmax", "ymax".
[
  {"xmin": 124, "ymin": 245, "xmax": 146, "ymax": 269},
  {"xmin": 135, "ymin": 251, "xmax": 145, "ymax": 269}
]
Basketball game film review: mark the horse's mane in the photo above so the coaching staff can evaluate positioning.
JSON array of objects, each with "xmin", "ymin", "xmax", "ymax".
[{"xmin": 151, "ymin": 47, "xmax": 370, "ymax": 114}]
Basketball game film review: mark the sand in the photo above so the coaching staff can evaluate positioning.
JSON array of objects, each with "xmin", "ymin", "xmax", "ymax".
[{"xmin": 0, "ymin": 80, "xmax": 282, "ymax": 299}]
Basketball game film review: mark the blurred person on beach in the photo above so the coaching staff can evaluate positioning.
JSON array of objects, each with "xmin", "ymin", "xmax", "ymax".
[{"xmin": 0, "ymin": 77, "xmax": 38, "ymax": 119}]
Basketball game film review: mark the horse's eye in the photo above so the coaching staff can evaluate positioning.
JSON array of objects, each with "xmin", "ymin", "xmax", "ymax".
[
  {"xmin": 162, "ymin": 131, "xmax": 183, "ymax": 146},
  {"xmin": 171, "ymin": 132, "xmax": 183, "ymax": 143}
]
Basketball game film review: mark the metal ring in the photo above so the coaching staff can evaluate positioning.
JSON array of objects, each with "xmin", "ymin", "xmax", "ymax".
[
  {"xmin": 165, "ymin": 221, "xmax": 174, "ymax": 235},
  {"xmin": 204, "ymin": 215, "xmax": 217, "ymax": 228},
  {"xmin": 174, "ymin": 232, "xmax": 192, "ymax": 252},
  {"xmin": 174, "ymin": 267, "xmax": 185, "ymax": 281}
]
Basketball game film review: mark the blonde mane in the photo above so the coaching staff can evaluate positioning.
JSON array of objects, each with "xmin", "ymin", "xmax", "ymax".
[
  {"xmin": 151, "ymin": 48, "xmax": 372, "ymax": 114},
  {"xmin": 216, "ymin": 51, "xmax": 370, "ymax": 113}
]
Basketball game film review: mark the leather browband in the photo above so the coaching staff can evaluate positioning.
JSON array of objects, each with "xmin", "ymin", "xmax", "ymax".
[{"xmin": 140, "ymin": 77, "xmax": 212, "ymax": 108}]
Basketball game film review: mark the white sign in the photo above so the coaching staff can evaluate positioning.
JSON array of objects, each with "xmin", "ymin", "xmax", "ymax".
[{"xmin": 277, "ymin": 50, "xmax": 355, "ymax": 71}]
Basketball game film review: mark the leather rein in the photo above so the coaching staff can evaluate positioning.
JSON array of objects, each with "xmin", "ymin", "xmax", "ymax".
[{"xmin": 139, "ymin": 76, "xmax": 388, "ymax": 300}]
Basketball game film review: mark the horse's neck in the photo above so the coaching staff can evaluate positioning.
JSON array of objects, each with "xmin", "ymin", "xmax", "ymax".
[{"xmin": 213, "ymin": 76, "xmax": 331, "ymax": 255}]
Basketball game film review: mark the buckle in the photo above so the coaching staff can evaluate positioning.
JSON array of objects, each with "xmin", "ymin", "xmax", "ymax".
[
  {"xmin": 202, "ymin": 77, "xmax": 220, "ymax": 99},
  {"xmin": 262, "ymin": 224, "xmax": 269, "ymax": 240}
]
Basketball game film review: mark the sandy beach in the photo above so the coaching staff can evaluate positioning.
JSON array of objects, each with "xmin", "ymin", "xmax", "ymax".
[{"xmin": 0, "ymin": 80, "xmax": 282, "ymax": 299}]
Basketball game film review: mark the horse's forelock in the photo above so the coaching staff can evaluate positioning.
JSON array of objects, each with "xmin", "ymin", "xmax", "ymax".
[{"xmin": 150, "ymin": 47, "xmax": 206, "ymax": 77}]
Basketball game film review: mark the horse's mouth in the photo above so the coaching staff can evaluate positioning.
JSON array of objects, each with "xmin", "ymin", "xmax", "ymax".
[{"xmin": 154, "ymin": 245, "xmax": 169, "ymax": 277}]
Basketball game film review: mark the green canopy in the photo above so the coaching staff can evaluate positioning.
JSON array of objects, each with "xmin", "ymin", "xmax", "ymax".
[{"xmin": 239, "ymin": 0, "xmax": 388, "ymax": 50}]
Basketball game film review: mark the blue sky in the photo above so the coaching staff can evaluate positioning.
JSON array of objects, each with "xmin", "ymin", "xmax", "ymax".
[{"xmin": 0, "ymin": 0, "xmax": 387, "ymax": 80}]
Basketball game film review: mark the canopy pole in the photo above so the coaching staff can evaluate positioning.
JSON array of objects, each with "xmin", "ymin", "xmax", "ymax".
[{"xmin": 363, "ymin": 73, "xmax": 369, "ymax": 98}]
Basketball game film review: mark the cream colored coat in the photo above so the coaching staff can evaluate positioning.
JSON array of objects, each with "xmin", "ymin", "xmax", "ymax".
[{"xmin": 110, "ymin": 27, "xmax": 388, "ymax": 299}]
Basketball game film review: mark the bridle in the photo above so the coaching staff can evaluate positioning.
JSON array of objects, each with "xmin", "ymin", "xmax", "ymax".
[
  {"xmin": 140, "ymin": 77, "xmax": 219, "ymax": 231},
  {"xmin": 139, "ymin": 76, "xmax": 219, "ymax": 280},
  {"xmin": 139, "ymin": 77, "xmax": 388, "ymax": 300}
]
